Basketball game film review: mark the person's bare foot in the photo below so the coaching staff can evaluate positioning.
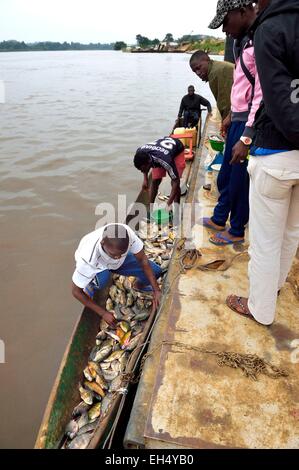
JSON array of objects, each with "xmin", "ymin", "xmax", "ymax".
[{"xmin": 201, "ymin": 217, "xmax": 226, "ymax": 231}]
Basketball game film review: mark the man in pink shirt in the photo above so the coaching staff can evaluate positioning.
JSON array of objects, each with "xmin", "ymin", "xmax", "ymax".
[{"xmin": 203, "ymin": 0, "xmax": 263, "ymax": 246}]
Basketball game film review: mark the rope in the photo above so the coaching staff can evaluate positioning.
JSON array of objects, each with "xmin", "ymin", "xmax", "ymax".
[{"xmin": 127, "ymin": 340, "xmax": 289, "ymax": 383}]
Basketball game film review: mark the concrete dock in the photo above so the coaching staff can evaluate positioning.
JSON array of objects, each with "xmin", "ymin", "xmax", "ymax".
[{"xmin": 124, "ymin": 113, "xmax": 299, "ymax": 449}]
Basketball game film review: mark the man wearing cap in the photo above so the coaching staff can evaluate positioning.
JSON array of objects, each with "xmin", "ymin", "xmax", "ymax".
[
  {"xmin": 201, "ymin": 0, "xmax": 262, "ymax": 247},
  {"xmin": 226, "ymin": 0, "xmax": 299, "ymax": 326}
]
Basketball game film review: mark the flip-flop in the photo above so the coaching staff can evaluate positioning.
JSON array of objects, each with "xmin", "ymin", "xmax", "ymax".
[
  {"xmin": 226, "ymin": 295, "xmax": 255, "ymax": 321},
  {"xmin": 209, "ymin": 232, "xmax": 245, "ymax": 246},
  {"xmin": 201, "ymin": 217, "xmax": 226, "ymax": 232}
]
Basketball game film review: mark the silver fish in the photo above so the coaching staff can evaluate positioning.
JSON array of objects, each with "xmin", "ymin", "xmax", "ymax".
[
  {"xmin": 134, "ymin": 311, "xmax": 150, "ymax": 322},
  {"xmin": 77, "ymin": 412, "xmax": 90, "ymax": 430},
  {"xmin": 125, "ymin": 333, "xmax": 143, "ymax": 352},
  {"xmin": 68, "ymin": 432, "xmax": 92, "ymax": 449},
  {"xmin": 72, "ymin": 401, "xmax": 90, "ymax": 418},
  {"xmin": 101, "ymin": 394, "xmax": 114, "ymax": 416},
  {"xmin": 109, "ymin": 375, "xmax": 123, "ymax": 393},
  {"xmin": 65, "ymin": 419, "xmax": 79, "ymax": 440},
  {"xmin": 83, "ymin": 367, "xmax": 93, "ymax": 382},
  {"xmin": 100, "ymin": 362, "xmax": 111, "ymax": 371},
  {"xmin": 104, "ymin": 350, "xmax": 124, "ymax": 363},
  {"xmin": 113, "ymin": 305, "xmax": 124, "ymax": 321},
  {"xmin": 93, "ymin": 345, "xmax": 112, "ymax": 363},
  {"xmin": 102, "ymin": 370, "xmax": 119, "ymax": 382},
  {"xmin": 106, "ymin": 331, "xmax": 121, "ymax": 342},
  {"xmin": 126, "ymin": 293, "xmax": 134, "ymax": 307},
  {"xmin": 77, "ymin": 420, "xmax": 98, "ymax": 437}
]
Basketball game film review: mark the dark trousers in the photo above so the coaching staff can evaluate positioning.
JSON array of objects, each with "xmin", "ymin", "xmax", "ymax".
[
  {"xmin": 183, "ymin": 111, "xmax": 200, "ymax": 128},
  {"xmin": 211, "ymin": 121, "xmax": 249, "ymax": 238}
]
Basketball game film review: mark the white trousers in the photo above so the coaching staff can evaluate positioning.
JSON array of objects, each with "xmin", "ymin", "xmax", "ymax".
[{"xmin": 248, "ymin": 151, "xmax": 299, "ymax": 325}]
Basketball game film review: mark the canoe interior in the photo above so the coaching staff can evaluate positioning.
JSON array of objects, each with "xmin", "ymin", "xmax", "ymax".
[{"xmin": 35, "ymin": 119, "xmax": 202, "ymax": 449}]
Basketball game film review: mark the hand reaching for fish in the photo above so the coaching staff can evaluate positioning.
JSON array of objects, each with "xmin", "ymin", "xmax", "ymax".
[{"xmin": 102, "ymin": 311, "xmax": 117, "ymax": 328}]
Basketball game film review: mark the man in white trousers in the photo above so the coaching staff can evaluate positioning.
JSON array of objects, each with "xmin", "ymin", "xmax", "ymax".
[{"xmin": 226, "ymin": 0, "xmax": 299, "ymax": 325}]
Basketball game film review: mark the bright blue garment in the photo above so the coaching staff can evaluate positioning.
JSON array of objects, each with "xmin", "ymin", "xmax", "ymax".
[{"xmin": 250, "ymin": 147, "xmax": 289, "ymax": 156}]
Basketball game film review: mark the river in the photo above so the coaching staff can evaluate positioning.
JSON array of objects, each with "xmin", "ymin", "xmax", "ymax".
[{"xmin": 0, "ymin": 50, "xmax": 216, "ymax": 448}]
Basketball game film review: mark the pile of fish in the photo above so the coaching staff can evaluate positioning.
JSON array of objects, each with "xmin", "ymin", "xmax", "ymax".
[{"xmin": 61, "ymin": 221, "xmax": 175, "ymax": 449}]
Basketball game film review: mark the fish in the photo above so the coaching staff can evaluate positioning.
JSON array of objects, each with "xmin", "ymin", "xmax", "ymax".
[
  {"xmin": 119, "ymin": 291, "xmax": 127, "ymax": 306},
  {"xmin": 88, "ymin": 402, "xmax": 102, "ymax": 421},
  {"xmin": 104, "ymin": 350, "xmax": 124, "ymax": 363},
  {"xmin": 124, "ymin": 278, "xmax": 133, "ymax": 291},
  {"xmin": 126, "ymin": 292, "xmax": 134, "ymax": 307},
  {"xmin": 101, "ymin": 394, "xmax": 114, "ymax": 416},
  {"xmin": 102, "ymin": 370, "xmax": 119, "ymax": 382},
  {"xmin": 95, "ymin": 374, "xmax": 108, "ymax": 390},
  {"xmin": 111, "ymin": 360, "xmax": 122, "ymax": 373},
  {"xmin": 77, "ymin": 412, "xmax": 90, "ymax": 430},
  {"xmin": 132, "ymin": 324, "xmax": 143, "ymax": 336},
  {"xmin": 119, "ymin": 353, "xmax": 128, "ymax": 372},
  {"xmin": 120, "ymin": 331, "xmax": 132, "ymax": 349},
  {"xmin": 100, "ymin": 362, "xmax": 111, "ymax": 371},
  {"xmin": 79, "ymin": 386, "xmax": 93, "ymax": 405},
  {"xmin": 144, "ymin": 300, "xmax": 153, "ymax": 309},
  {"xmin": 77, "ymin": 420, "xmax": 98, "ymax": 437},
  {"xmin": 84, "ymin": 381, "xmax": 106, "ymax": 398},
  {"xmin": 88, "ymin": 361, "xmax": 102, "ymax": 377},
  {"xmin": 72, "ymin": 401, "xmax": 90, "ymax": 418},
  {"xmin": 161, "ymin": 253, "xmax": 171, "ymax": 261},
  {"xmin": 83, "ymin": 367, "xmax": 94, "ymax": 382},
  {"xmin": 119, "ymin": 321, "xmax": 130, "ymax": 333},
  {"xmin": 161, "ymin": 260, "xmax": 170, "ymax": 270},
  {"xmin": 93, "ymin": 345, "xmax": 113, "ymax": 363},
  {"xmin": 67, "ymin": 432, "xmax": 92, "ymax": 449},
  {"xmin": 125, "ymin": 333, "xmax": 143, "ymax": 352},
  {"xmin": 65, "ymin": 419, "xmax": 79, "ymax": 440},
  {"xmin": 109, "ymin": 376, "xmax": 123, "ymax": 393},
  {"xmin": 116, "ymin": 327, "xmax": 125, "ymax": 340},
  {"xmin": 115, "ymin": 279, "xmax": 125, "ymax": 291},
  {"xmin": 106, "ymin": 331, "xmax": 121, "ymax": 342},
  {"xmin": 106, "ymin": 298, "xmax": 114, "ymax": 312},
  {"xmin": 113, "ymin": 305, "xmax": 124, "ymax": 321},
  {"xmin": 109, "ymin": 285, "xmax": 119, "ymax": 301},
  {"xmin": 134, "ymin": 311, "xmax": 150, "ymax": 322}
]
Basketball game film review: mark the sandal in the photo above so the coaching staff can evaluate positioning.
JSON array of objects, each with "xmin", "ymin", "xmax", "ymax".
[
  {"xmin": 226, "ymin": 295, "xmax": 255, "ymax": 321},
  {"xmin": 209, "ymin": 232, "xmax": 245, "ymax": 246}
]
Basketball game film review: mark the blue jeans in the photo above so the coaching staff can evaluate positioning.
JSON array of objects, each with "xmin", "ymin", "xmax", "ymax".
[
  {"xmin": 211, "ymin": 121, "xmax": 249, "ymax": 238},
  {"xmin": 95, "ymin": 252, "xmax": 162, "ymax": 289}
]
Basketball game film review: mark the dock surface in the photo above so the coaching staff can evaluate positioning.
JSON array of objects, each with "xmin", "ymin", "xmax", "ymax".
[{"xmin": 125, "ymin": 113, "xmax": 299, "ymax": 449}]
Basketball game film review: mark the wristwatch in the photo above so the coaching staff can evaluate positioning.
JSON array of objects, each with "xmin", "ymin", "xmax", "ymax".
[{"xmin": 240, "ymin": 136, "xmax": 252, "ymax": 146}]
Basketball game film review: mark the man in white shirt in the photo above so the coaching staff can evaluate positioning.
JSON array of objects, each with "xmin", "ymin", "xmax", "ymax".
[{"xmin": 72, "ymin": 224, "xmax": 162, "ymax": 326}]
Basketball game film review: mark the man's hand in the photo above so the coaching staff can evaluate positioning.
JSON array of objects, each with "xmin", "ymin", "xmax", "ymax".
[
  {"xmin": 230, "ymin": 140, "xmax": 249, "ymax": 165},
  {"xmin": 152, "ymin": 289, "xmax": 162, "ymax": 311},
  {"xmin": 221, "ymin": 114, "xmax": 231, "ymax": 138},
  {"xmin": 102, "ymin": 311, "xmax": 117, "ymax": 328}
]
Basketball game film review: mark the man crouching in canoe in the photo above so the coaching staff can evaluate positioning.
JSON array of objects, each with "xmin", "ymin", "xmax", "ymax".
[
  {"xmin": 72, "ymin": 223, "xmax": 162, "ymax": 327},
  {"xmin": 134, "ymin": 136, "xmax": 185, "ymax": 208}
]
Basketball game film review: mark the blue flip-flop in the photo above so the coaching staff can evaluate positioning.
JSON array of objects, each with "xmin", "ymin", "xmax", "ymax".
[
  {"xmin": 201, "ymin": 217, "xmax": 226, "ymax": 232},
  {"xmin": 209, "ymin": 232, "xmax": 245, "ymax": 246}
]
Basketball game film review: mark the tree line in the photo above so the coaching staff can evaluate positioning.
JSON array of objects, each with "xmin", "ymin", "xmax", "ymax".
[{"xmin": 0, "ymin": 40, "xmax": 114, "ymax": 52}]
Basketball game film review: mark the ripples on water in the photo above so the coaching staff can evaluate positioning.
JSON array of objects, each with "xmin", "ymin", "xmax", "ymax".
[{"xmin": 0, "ymin": 51, "xmax": 216, "ymax": 448}]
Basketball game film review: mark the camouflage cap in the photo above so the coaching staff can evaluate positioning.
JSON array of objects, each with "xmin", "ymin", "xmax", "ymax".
[{"xmin": 209, "ymin": 0, "xmax": 254, "ymax": 29}]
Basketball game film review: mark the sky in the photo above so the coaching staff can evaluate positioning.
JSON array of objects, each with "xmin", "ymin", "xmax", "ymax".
[{"xmin": 0, "ymin": 0, "xmax": 224, "ymax": 44}]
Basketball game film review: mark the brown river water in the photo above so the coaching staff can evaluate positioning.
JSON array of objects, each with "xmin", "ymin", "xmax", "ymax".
[{"xmin": 0, "ymin": 51, "xmax": 215, "ymax": 448}]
